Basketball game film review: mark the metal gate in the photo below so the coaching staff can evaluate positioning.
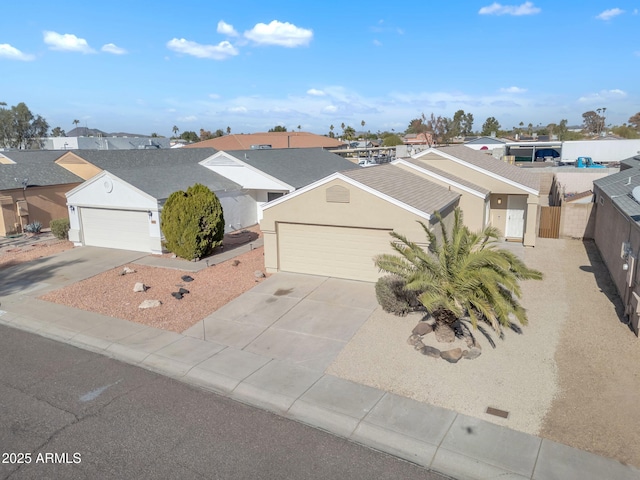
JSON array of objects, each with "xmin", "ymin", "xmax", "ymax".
[{"xmin": 539, "ymin": 206, "xmax": 561, "ymax": 239}]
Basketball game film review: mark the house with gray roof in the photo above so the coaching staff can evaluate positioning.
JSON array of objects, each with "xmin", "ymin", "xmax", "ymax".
[
  {"xmin": 0, "ymin": 151, "xmax": 83, "ymax": 235},
  {"xmin": 592, "ymin": 157, "xmax": 640, "ymax": 335},
  {"xmin": 60, "ymin": 149, "xmax": 254, "ymax": 253},
  {"xmin": 396, "ymin": 145, "xmax": 541, "ymax": 246},
  {"xmin": 260, "ymin": 164, "xmax": 460, "ymax": 282},
  {"xmin": 199, "ymin": 147, "xmax": 360, "ymax": 221}
]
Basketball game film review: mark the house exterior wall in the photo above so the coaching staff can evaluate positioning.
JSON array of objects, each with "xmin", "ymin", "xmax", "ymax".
[
  {"xmin": 559, "ymin": 203, "xmax": 595, "ymax": 239},
  {"xmin": 217, "ymin": 190, "xmax": 260, "ymax": 232},
  {"xmin": 394, "ymin": 163, "xmax": 486, "ymax": 231},
  {"xmin": 0, "ymin": 184, "xmax": 80, "ymax": 235},
  {"xmin": 593, "ymin": 187, "xmax": 640, "ymax": 335},
  {"xmin": 413, "ymin": 154, "xmax": 538, "ymax": 246},
  {"xmin": 261, "ymin": 178, "xmax": 454, "ymax": 275}
]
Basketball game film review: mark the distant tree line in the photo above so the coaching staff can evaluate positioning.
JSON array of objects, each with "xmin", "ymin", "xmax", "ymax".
[{"xmin": 0, "ymin": 102, "xmax": 49, "ymax": 149}]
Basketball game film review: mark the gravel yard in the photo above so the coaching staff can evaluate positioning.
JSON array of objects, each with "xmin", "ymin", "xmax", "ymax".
[
  {"xmin": 0, "ymin": 234, "xmax": 73, "ymax": 269},
  {"xmin": 39, "ymin": 247, "xmax": 268, "ymax": 332},
  {"xmin": 327, "ymin": 238, "xmax": 640, "ymax": 468}
]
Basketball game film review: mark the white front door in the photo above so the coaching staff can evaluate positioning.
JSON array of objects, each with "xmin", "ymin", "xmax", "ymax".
[{"xmin": 505, "ymin": 195, "xmax": 526, "ymax": 239}]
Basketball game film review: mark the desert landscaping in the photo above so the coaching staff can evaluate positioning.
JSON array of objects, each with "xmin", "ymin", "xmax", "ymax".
[{"xmin": 2, "ymin": 233, "xmax": 640, "ymax": 468}]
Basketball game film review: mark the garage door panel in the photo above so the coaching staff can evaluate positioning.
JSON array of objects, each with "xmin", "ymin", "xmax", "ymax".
[
  {"xmin": 278, "ymin": 223, "xmax": 393, "ymax": 282},
  {"xmin": 80, "ymin": 208, "xmax": 149, "ymax": 252}
]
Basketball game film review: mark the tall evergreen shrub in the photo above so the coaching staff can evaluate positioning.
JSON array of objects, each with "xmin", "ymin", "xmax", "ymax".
[{"xmin": 161, "ymin": 184, "xmax": 225, "ymax": 260}]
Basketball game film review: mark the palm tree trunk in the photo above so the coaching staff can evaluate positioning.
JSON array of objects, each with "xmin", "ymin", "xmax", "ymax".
[{"xmin": 432, "ymin": 308, "xmax": 457, "ymax": 343}]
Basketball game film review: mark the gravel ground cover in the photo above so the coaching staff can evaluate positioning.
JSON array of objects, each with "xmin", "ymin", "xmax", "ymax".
[
  {"xmin": 327, "ymin": 238, "xmax": 640, "ymax": 468},
  {"xmin": 0, "ymin": 233, "xmax": 73, "ymax": 269},
  {"xmin": 39, "ymin": 247, "xmax": 268, "ymax": 332}
]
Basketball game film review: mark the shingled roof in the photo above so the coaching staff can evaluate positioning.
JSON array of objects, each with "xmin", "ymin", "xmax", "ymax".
[
  {"xmin": 0, "ymin": 151, "xmax": 82, "ymax": 190},
  {"xmin": 186, "ymin": 132, "xmax": 344, "ymax": 150},
  {"xmin": 224, "ymin": 148, "xmax": 359, "ymax": 189},
  {"xmin": 341, "ymin": 164, "xmax": 460, "ymax": 216},
  {"xmin": 418, "ymin": 145, "xmax": 540, "ymax": 191},
  {"xmin": 72, "ymin": 148, "xmax": 240, "ymax": 200}
]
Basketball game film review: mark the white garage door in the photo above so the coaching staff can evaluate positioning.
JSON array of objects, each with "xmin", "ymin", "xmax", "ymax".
[
  {"xmin": 278, "ymin": 223, "xmax": 393, "ymax": 282},
  {"xmin": 80, "ymin": 208, "xmax": 150, "ymax": 252}
]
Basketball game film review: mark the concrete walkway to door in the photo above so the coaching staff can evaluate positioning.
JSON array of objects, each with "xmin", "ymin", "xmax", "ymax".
[{"xmin": 184, "ymin": 273, "xmax": 378, "ymax": 371}]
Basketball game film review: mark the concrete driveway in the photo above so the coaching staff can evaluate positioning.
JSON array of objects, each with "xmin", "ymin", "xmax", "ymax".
[{"xmin": 184, "ymin": 273, "xmax": 379, "ymax": 371}]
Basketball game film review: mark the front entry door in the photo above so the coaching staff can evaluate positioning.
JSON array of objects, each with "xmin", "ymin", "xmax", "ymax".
[{"xmin": 505, "ymin": 195, "xmax": 526, "ymax": 239}]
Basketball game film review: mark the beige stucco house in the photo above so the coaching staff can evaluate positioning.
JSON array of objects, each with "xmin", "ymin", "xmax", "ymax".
[
  {"xmin": 261, "ymin": 164, "xmax": 460, "ymax": 282},
  {"xmin": 395, "ymin": 146, "xmax": 540, "ymax": 246},
  {"xmin": 0, "ymin": 151, "xmax": 82, "ymax": 236}
]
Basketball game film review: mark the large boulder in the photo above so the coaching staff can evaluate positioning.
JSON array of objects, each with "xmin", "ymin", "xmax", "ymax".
[
  {"xmin": 139, "ymin": 299, "xmax": 161, "ymax": 309},
  {"xmin": 440, "ymin": 348, "xmax": 463, "ymax": 363}
]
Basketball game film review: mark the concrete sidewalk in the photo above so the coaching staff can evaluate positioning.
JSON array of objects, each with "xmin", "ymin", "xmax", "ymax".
[{"xmin": 1, "ymin": 298, "xmax": 637, "ymax": 480}]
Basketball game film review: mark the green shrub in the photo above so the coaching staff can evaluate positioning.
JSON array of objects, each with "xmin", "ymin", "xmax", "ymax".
[
  {"xmin": 161, "ymin": 183, "xmax": 225, "ymax": 260},
  {"xmin": 24, "ymin": 221, "xmax": 42, "ymax": 234},
  {"xmin": 375, "ymin": 275, "xmax": 422, "ymax": 316},
  {"xmin": 50, "ymin": 218, "xmax": 70, "ymax": 240}
]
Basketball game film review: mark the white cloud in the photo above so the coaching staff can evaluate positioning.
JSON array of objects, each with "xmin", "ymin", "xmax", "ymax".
[
  {"xmin": 373, "ymin": 39, "xmax": 382, "ymax": 46},
  {"xmin": 323, "ymin": 105, "xmax": 338, "ymax": 113},
  {"xmin": 479, "ymin": 2, "xmax": 540, "ymax": 16},
  {"xmin": 177, "ymin": 115, "xmax": 197, "ymax": 122},
  {"xmin": 101, "ymin": 43, "xmax": 127, "ymax": 55},
  {"xmin": 43, "ymin": 31, "xmax": 95, "ymax": 53},
  {"xmin": 307, "ymin": 88, "xmax": 325, "ymax": 96},
  {"xmin": 578, "ymin": 89, "xmax": 627, "ymax": 102},
  {"xmin": 217, "ymin": 20, "xmax": 238, "ymax": 36},
  {"xmin": 500, "ymin": 86, "xmax": 527, "ymax": 93},
  {"xmin": 0, "ymin": 44, "xmax": 35, "ymax": 61},
  {"xmin": 166, "ymin": 38, "xmax": 239, "ymax": 60},
  {"xmin": 244, "ymin": 20, "xmax": 313, "ymax": 47},
  {"xmin": 596, "ymin": 8, "xmax": 624, "ymax": 20},
  {"xmin": 209, "ymin": 93, "xmax": 221, "ymax": 99},
  {"xmin": 229, "ymin": 106, "xmax": 248, "ymax": 113}
]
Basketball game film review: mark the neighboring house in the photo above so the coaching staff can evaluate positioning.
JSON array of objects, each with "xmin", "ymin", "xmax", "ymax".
[
  {"xmin": 261, "ymin": 164, "xmax": 460, "ymax": 282},
  {"xmin": 58, "ymin": 149, "xmax": 245, "ymax": 253},
  {"xmin": 199, "ymin": 148, "xmax": 359, "ymax": 223},
  {"xmin": 464, "ymin": 136, "xmax": 509, "ymax": 151},
  {"xmin": 592, "ymin": 155, "xmax": 640, "ymax": 335},
  {"xmin": 42, "ymin": 136, "xmax": 170, "ymax": 150},
  {"xmin": 0, "ymin": 151, "xmax": 82, "ymax": 236},
  {"xmin": 185, "ymin": 132, "xmax": 344, "ymax": 150},
  {"xmin": 394, "ymin": 145, "xmax": 540, "ymax": 246}
]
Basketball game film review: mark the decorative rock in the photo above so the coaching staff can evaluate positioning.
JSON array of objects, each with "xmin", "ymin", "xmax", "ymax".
[
  {"xmin": 181, "ymin": 275, "xmax": 194, "ymax": 282},
  {"xmin": 171, "ymin": 254, "xmax": 177, "ymax": 259},
  {"xmin": 178, "ymin": 287, "xmax": 190, "ymax": 295},
  {"xmin": 171, "ymin": 292, "xmax": 183, "ymax": 300},
  {"xmin": 133, "ymin": 282, "xmax": 147, "ymax": 293},
  {"xmin": 232, "ymin": 260, "xmax": 240, "ymax": 266},
  {"xmin": 440, "ymin": 348, "xmax": 464, "ymax": 363},
  {"xmin": 421, "ymin": 345, "xmax": 441, "ymax": 358},
  {"xmin": 254, "ymin": 270, "xmax": 266, "ymax": 278},
  {"xmin": 413, "ymin": 339, "xmax": 425, "ymax": 351},
  {"xmin": 138, "ymin": 299, "xmax": 161, "ymax": 309},
  {"xmin": 462, "ymin": 347, "xmax": 482, "ymax": 360},
  {"xmin": 407, "ymin": 334, "xmax": 423, "ymax": 347},
  {"xmin": 120, "ymin": 266, "xmax": 136, "ymax": 276},
  {"xmin": 412, "ymin": 322, "xmax": 433, "ymax": 336}
]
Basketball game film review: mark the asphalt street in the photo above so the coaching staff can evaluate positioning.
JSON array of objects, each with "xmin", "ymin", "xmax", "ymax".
[{"xmin": 0, "ymin": 324, "xmax": 452, "ymax": 480}]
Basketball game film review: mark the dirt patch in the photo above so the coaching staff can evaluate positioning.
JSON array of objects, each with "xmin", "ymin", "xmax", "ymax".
[
  {"xmin": 328, "ymin": 238, "xmax": 640, "ymax": 468},
  {"xmin": 539, "ymin": 239, "xmax": 640, "ymax": 468},
  {"xmin": 40, "ymin": 247, "xmax": 268, "ymax": 333}
]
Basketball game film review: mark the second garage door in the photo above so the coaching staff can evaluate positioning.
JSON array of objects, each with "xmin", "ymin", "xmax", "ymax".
[
  {"xmin": 80, "ymin": 208, "xmax": 150, "ymax": 252},
  {"xmin": 278, "ymin": 223, "xmax": 393, "ymax": 282}
]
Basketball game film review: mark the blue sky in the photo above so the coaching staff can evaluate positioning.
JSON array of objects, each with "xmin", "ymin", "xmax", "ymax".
[{"xmin": 1, "ymin": 1, "xmax": 639, "ymax": 137}]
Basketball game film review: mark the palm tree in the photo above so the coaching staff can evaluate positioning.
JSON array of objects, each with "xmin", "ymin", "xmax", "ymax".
[
  {"xmin": 72, "ymin": 119, "xmax": 80, "ymax": 132},
  {"xmin": 172, "ymin": 125, "xmax": 179, "ymax": 137},
  {"xmin": 374, "ymin": 208, "xmax": 542, "ymax": 343},
  {"xmin": 226, "ymin": 126, "xmax": 231, "ymax": 135}
]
